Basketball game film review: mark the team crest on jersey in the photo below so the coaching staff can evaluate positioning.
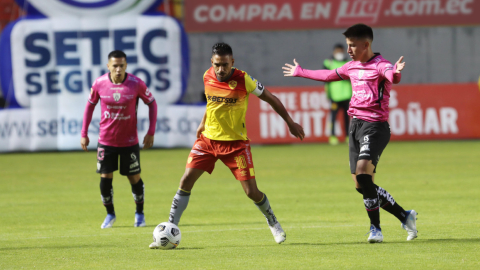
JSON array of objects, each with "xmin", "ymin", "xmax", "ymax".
[
  {"xmin": 358, "ymin": 70, "xmax": 365, "ymax": 79},
  {"xmin": 228, "ymin": 80, "xmax": 237, "ymax": 90},
  {"xmin": 113, "ymin": 92, "xmax": 121, "ymax": 102}
]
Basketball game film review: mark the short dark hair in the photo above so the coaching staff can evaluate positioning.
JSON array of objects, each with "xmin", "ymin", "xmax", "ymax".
[
  {"xmin": 343, "ymin": 24, "xmax": 373, "ymax": 41},
  {"xmin": 334, "ymin": 43, "xmax": 344, "ymax": 50},
  {"xmin": 212, "ymin": 42, "xmax": 233, "ymax": 56},
  {"xmin": 108, "ymin": 50, "xmax": 127, "ymax": 60}
]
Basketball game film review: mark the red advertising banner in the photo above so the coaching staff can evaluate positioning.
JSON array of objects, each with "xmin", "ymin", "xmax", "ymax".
[
  {"xmin": 245, "ymin": 83, "xmax": 480, "ymax": 144},
  {"xmin": 185, "ymin": 0, "xmax": 480, "ymax": 32}
]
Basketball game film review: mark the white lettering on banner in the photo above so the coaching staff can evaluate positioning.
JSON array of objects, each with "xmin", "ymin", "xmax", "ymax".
[
  {"xmin": 388, "ymin": 90, "xmax": 459, "ymax": 136},
  {"xmin": 10, "ymin": 16, "xmax": 183, "ymax": 108},
  {"xmin": 300, "ymin": 3, "xmax": 332, "ymax": 20},
  {"xmin": 336, "ymin": 0, "xmax": 383, "ymax": 24},
  {"xmin": 386, "ymin": 0, "xmax": 473, "ymax": 16},
  {"xmin": 194, "ymin": 3, "xmax": 294, "ymax": 23}
]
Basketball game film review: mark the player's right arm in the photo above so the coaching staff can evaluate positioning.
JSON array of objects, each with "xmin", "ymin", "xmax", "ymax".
[
  {"xmin": 196, "ymin": 110, "xmax": 207, "ymax": 139},
  {"xmin": 258, "ymin": 89, "xmax": 305, "ymax": 141},
  {"xmin": 80, "ymin": 86, "xmax": 100, "ymax": 152},
  {"xmin": 283, "ymin": 59, "xmax": 346, "ymax": 82}
]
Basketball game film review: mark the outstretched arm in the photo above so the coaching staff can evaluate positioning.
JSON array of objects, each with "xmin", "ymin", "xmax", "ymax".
[
  {"xmin": 143, "ymin": 100, "xmax": 157, "ymax": 149},
  {"xmin": 385, "ymin": 56, "xmax": 405, "ymax": 84},
  {"xmin": 80, "ymin": 102, "xmax": 96, "ymax": 152},
  {"xmin": 258, "ymin": 89, "xmax": 305, "ymax": 140},
  {"xmin": 283, "ymin": 59, "xmax": 344, "ymax": 82}
]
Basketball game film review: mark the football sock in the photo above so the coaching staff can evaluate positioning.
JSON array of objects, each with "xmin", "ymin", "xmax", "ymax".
[
  {"xmin": 254, "ymin": 194, "xmax": 278, "ymax": 226},
  {"xmin": 100, "ymin": 177, "xmax": 114, "ymax": 214},
  {"xmin": 355, "ymin": 186, "xmax": 408, "ymax": 223},
  {"xmin": 169, "ymin": 189, "xmax": 190, "ymax": 225},
  {"xmin": 356, "ymin": 174, "xmax": 380, "ymax": 229},
  {"xmin": 131, "ymin": 179, "xmax": 144, "ymax": 214}
]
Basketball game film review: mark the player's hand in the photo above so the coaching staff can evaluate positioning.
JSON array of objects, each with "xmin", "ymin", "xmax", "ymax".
[
  {"xmin": 395, "ymin": 56, "xmax": 405, "ymax": 73},
  {"xmin": 282, "ymin": 59, "xmax": 300, "ymax": 77},
  {"xmin": 287, "ymin": 121, "xmax": 305, "ymax": 141},
  {"xmin": 143, "ymin": 134, "xmax": 154, "ymax": 149},
  {"xmin": 80, "ymin": 137, "xmax": 89, "ymax": 152},
  {"xmin": 196, "ymin": 123, "xmax": 205, "ymax": 138}
]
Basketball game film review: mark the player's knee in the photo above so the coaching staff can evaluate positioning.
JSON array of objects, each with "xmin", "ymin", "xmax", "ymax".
[{"xmin": 355, "ymin": 160, "xmax": 373, "ymax": 174}]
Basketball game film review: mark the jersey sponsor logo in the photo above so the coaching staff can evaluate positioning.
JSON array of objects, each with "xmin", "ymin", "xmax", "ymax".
[
  {"xmin": 100, "ymin": 95, "xmax": 110, "ymax": 99},
  {"xmin": 106, "ymin": 105, "xmax": 127, "ymax": 110},
  {"xmin": 130, "ymin": 161, "xmax": 139, "ymax": 169},
  {"xmin": 110, "ymin": 87, "xmax": 124, "ymax": 91},
  {"xmin": 104, "ymin": 111, "xmax": 131, "ymax": 120},
  {"xmin": 353, "ymin": 81, "xmax": 367, "ymax": 87},
  {"xmin": 364, "ymin": 135, "xmax": 369, "ymax": 142},
  {"xmin": 113, "ymin": 93, "xmax": 121, "ymax": 102},
  {"xmin": 228, "ymin": 80, "xmax": 237, "ymax": 90},
  {"xmin": 129, "ymin": 168, "xmax": 140, "ymax": 173},
  {"xmin": 360, "ymin": 144, "xmax": 370, "ymax": 152},
  {"xmin": 208, "ymin": 79, "xmax": 215, "ymax": 85},
  {"xmin": 146, "ymin": 88, "xmax": 151, "ymax": 96},
  {"xmin": 234, "ymin": 155, "xmax": 247, "ymax": 169},
  {"xmin": 131, "ymin": 153, "xmax": 137, "ymax": 161},
  {"xmin": 206, "ymin": 94, "xmax": 238, "ymax": 104},
  {"xmin": 97, "ymin": 147, "xmax": 105, "ymax": 160},
  {"xmin": 104, "ymin": 111, "xmax": 110, "ymax": 119},
  {"xmin": 359, "ymin": 153, "xmax": 370, "ymax": 157}
]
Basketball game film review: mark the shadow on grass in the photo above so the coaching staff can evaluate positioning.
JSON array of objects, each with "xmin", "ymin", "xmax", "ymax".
[
  {"xmin": 0, "ymin": 244, "xmax": 117, "ymax": 251},
  {"xmin": 288, "ymin": 238, "xmax": 480, "ymax": 246}
]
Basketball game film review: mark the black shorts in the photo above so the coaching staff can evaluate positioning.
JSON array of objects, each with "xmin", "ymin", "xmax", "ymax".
[
  {"xmin": 349, "ymin": 118, "xmax": 390, "ymax": 174},
  {"xmin": 96, "ymin": 143, "xmax": 141, "ymax": 176}
]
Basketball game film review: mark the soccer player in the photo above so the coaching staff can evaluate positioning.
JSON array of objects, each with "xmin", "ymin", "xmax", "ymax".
[
  {"xmin": 149, "ymin": 43, "xmax": 304, "ymax": 248},
  {"xmin": 81, "ymin": 50, "xmax": 157, "ymax": 229},
  {"xmin": 283, "ymin": 24, "xmax": 417, "ymax": 243}
]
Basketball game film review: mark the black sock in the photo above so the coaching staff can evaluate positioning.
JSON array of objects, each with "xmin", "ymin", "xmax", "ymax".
[
  {"xmin": 131, "ymin": 179, "xmax": 144, "ymax": 214},
  {"xmin": 375, "ymin": 185, "xmax": 408, "ymax": 223},
  {"xmin": 356, "ymin": 174, "xmax": 380, "ymax": 229},
  {"xmin": 100, "ymin": 177, "xmax": 115, "ymax": 214},
  {"xmin": 356, "ymin": 185, "xmax": 408, "ymax": 223}
]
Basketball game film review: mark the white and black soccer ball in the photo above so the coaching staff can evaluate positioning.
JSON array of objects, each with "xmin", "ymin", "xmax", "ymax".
[{"xmin": 151, "ymin": 222, "xmax": 181, "ymax": 250}]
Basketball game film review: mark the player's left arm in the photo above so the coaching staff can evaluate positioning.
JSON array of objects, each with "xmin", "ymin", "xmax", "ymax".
[
  {"xmin": 139, "ymin": 84, "xmax": 157, "ymax": 149},
  {"xmin": 383, "ymin": 56, "xmax": 405, "ymax": 84},
  {"xmin": 258, "ymin": 89, "xmax": 305, "ymax": 141}
]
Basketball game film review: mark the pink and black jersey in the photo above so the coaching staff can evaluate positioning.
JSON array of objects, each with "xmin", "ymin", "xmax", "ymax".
[
  {"xmin": 85, "ymin": 73, "xmax": 155, "ymax": 147},
  {"xmin": 335, "ymin": 54, "xmax": 395, "ymax": 122}
]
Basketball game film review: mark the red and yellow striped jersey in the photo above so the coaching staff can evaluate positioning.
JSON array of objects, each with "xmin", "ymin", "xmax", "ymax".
[{"xmin": 202, "ymin": 67, "xmax": 261, "ymax": 141}]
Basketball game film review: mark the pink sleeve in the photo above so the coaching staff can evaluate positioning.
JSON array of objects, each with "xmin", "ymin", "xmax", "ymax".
[
  {"xmin": 293, "ymin": 64, "xmax": 346, "ymax": 82},
  {"xmin": 147, "ymin": 100, "xmax": 157, "ymax": 136},
  {"xmin": 379, "ymin": 61, "xmax": 401, "ymax": 84},
  {"xmin": 81, "ymin": 102, "xmax": 96, "ymax": 137},
  {"xmin": 138, "ymin": 81, "xmax": 155, "ymax": 105}
]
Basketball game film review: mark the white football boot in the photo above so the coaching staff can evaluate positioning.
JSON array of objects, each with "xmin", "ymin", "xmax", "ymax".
[
  {"xmin": 149, "ymin": 242, "xmax": 160, "ymax": 249},
  {"xmin": 402, "ymin": 210, "xmax": 418, "ymax": 241},
  {"xmin": 269, "ymin": 222, "xmax": 286, "ymax": 244},
  {"xmin": 101, "ymin": 213, "xmax": 116, "ymax": 229},
  {"xmin": 367, "ymin": 225, "xmax": 383, "ymax": 243}
]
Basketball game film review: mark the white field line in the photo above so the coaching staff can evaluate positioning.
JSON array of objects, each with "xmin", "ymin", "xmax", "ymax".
[{"xmin": 1, "ymin": 222, "xmax": 479, "ymax": 241}]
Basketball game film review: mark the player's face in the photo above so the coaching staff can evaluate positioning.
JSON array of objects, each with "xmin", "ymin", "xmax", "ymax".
[
  {"xmin": 211, "ymin": 54, "xmax": 234, "ymax": 82},
  {"xmin": 107, "ymin": 57, "xmax": 127, "ymax": 81},
  {"xmin": 346, "ymin": 38, "xmax": 369, "ymax": 62}
]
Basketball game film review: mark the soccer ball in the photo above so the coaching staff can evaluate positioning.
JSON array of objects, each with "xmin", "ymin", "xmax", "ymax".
[{"xmin": 151, "ymin": 222, "xmax": 181, "ymax": 249}]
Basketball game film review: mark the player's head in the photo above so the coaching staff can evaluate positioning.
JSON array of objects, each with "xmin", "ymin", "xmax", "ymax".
[
  {"xmin": 343, "ymin": 24, "xmax": 373, "ymax": 61},
  {"xmin": 107, "ymin": 50, "xmax": 128, "ymax": 81},
  {"xmin": 333, "ymin": 43, "xmax": 345, "ymax": 61},
  {"xmin": 211, "ymin": 42, "xmax": 234, "ymax": 82}
]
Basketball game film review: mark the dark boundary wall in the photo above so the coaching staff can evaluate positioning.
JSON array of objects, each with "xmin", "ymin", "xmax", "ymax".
[{"xmin": 183, "ymin": 26, "xmax": 480, "ymax": 103}]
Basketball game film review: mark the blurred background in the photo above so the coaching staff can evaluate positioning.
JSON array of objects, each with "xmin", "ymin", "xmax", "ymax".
[{"xmin": 1, "ymin": 0, "xmax": 479, "ymax": 152}]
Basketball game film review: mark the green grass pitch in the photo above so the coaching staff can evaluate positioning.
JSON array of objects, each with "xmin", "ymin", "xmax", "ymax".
[{"xmin": 1, "ymin": 141, "xmax": 479, "ymax": 269}]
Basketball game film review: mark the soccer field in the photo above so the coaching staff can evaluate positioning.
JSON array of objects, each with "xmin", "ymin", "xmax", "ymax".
[{"xmin": 1, "ymin": 141, "xmax": 479, "ymax": 269}]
